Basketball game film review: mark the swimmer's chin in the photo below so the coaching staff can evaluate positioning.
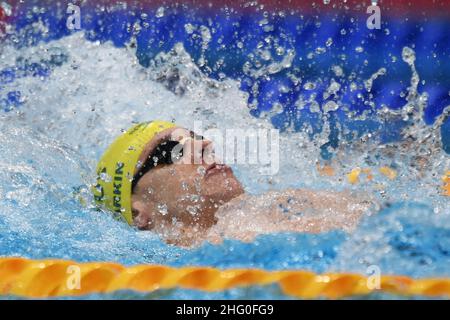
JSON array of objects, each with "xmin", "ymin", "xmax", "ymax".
[{"xmin": 202, "ymin": 178, "xmax": 244, "ymax": 202}]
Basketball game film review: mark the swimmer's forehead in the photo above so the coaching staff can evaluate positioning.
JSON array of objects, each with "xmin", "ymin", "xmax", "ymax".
[{"xmin": 135, "ymin": 126, "xmax": 194, "ymax": 174}]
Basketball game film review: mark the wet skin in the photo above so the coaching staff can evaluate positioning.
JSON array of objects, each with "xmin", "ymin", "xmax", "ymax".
[
  {"xmin": 131, "ymin": 127, "xmax": 244, "ymax": 243},
  {"xmin": 131, "ymin": 127, "xmax": 373, "ymax": 247}
]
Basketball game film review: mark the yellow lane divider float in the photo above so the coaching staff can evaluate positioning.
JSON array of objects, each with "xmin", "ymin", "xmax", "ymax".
[
  {"xmin": 318, "ymin": 165, "xmax": 449, "ymax": 197},
  {"xmin": 1, "ymin": 257, "xmax": 449, "ymax": 299},
  {"xmin": 346, "ymin": 167, "xmax": 397, "ymax": 184},
  {"xmin": 443, "ymin": 171, "xmax": 450, "ymax": 196}
]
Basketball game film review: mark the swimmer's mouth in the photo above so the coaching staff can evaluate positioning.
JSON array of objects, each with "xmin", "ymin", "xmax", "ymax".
[{"xmin": 204, "ymin": 163, "xmax": 231, "ymax": 178}]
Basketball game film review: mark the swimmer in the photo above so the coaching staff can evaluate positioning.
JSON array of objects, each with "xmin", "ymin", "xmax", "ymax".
[{"xmin": 93, "ymin": 121, "xmax": 374, "ymax": 247}]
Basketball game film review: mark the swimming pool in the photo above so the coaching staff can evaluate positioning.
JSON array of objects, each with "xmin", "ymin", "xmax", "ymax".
[{"xmin": 0, "ymin": 0, "xmax": 449, "ymax": 299}]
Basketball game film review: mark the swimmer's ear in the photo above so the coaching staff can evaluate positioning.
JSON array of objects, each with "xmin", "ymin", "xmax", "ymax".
[{"xmin": 131, "ymin": 197, "xmax": 154, "ymax": 230}]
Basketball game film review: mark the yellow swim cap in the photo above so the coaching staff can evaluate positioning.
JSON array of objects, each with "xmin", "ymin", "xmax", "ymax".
[{"xmin": 92, "ymin": 120, "xmax": 176, "ymax": 224}]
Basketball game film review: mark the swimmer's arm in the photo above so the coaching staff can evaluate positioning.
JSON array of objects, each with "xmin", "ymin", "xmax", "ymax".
[
  {"xmin": 265, "ymin": 188, "xmax": 373, "ymax": 232},
  {"xmin": 206, "ymin": 189, "xmax": 374, "ymax": 244}
]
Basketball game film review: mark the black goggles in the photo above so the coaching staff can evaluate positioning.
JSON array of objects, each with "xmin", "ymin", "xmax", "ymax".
[{"xmin": 131, "ymin": 132, "xmax": 204, "ymax": 191}]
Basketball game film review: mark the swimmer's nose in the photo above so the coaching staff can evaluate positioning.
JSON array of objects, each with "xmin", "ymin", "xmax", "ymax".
[
  {"xmin": 176, "ymin": 136, "xmax": 210, "ymax": 165},
  {"xmin": 201, "ymin": 139, "xmax": 219, "ymax": 165}
]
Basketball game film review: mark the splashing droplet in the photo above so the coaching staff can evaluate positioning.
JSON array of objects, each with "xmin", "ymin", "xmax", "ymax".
[
  {"xmin": 157, "ymin": 203, "xmax": 168, "ymax": 215},
  {"xmin": 187, "ymin": 205, "xmax": 199, "ymax": 216},
  {"xmin": 155, "ymin": 6, "xmax": 165, "ymax": 18}
]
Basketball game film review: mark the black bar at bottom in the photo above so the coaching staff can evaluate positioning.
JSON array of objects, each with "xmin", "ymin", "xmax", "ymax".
[{"xmin": 0, "ymin": 299, "xmax": 446, "ymax": 318}]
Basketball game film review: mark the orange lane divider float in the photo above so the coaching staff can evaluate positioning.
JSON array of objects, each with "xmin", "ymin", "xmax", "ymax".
[
  {"xmin": 316, "ymin": 165, "xmax": 388, "ymax": 184},
  {"xmin": 443, "ymin": 171, "xmax": 450, "ymax": 196},
  {"xmin": 1, "ymin": 257, "xmax": 449, "ymax": 299},
  {"xmin": 346, "ymin": 166, "xmax": 398, "ymax": 184},
  {"xmin": 318, "ymin": 165, "xmax": 449, "ymax": 197},
  {"xmin": 346, "ymin": 167, "xmax": 374, "ymax": 184}
]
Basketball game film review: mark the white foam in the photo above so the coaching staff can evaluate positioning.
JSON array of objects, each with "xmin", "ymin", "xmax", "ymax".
[{"xmin": 0, "ymin": 33, "xmax": 448, "ymax": 208}]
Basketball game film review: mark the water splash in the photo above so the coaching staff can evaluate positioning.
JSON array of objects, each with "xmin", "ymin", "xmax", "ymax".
[{"xmin": 0, "ymin": 30, "xmax": 448, "ymax": 285}]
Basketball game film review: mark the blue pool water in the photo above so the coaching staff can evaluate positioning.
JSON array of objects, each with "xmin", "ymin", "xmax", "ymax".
[{"xmin": 0, "ymin": 1, "xmax": 449, "ymax": 299}]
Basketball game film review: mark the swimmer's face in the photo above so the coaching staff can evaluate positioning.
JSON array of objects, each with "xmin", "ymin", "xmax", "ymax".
[{"xmin": 131, "ymin": 128, "xmax": 244, "ymax": 230}]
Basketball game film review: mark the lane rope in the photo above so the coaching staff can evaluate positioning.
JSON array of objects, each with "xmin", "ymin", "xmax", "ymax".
[
  {"xmin": 1, "ymin": 257, "xmax": 449, "ymax": 298},
  {"xmin": 317, "ymin": 165, "xmax": 449, "ymax": 197}
]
